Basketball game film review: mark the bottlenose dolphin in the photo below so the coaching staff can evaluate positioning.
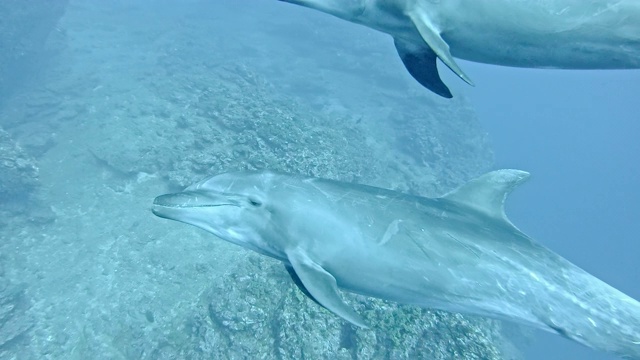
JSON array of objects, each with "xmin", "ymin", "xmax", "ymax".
[
  {"xmin": 153, "ymin": 169, "xmax": 640, "ymax": 359},
  {"xmin": 278, "ymin": 0, "xmax": 640, "ymax": 98}
]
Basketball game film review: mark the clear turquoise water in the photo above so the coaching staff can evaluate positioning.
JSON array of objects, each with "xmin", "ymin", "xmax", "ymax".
[{"xmin": 1, "ymin": 1, "xmax": 638, "ymax": 359}]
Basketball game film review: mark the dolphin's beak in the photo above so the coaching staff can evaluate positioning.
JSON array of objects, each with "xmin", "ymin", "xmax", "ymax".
[
  {"xmin": 153, "ymin": 193, "xmax": 190, "ymax": 220},
  {"xmin": 152, "ymin": 191, "xmax": 237, "ymax": 220},
  {"xmin": 154, "ymin": 192, "xmax": 196, "ymax": 207}
]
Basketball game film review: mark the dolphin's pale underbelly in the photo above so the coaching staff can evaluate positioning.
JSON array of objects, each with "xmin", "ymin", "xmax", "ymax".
[{"xmin": 447, "ymin": 31, "xmax": 640, "ymax": 69}]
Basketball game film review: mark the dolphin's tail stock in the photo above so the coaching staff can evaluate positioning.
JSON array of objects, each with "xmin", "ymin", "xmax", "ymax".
[{"xmin": 533, "ymin": 262, "xmax": 640, "ymax": 359}]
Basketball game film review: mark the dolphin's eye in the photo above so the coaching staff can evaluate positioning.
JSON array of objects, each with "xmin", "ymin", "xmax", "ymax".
[{"xmin": 248, "ymin": 197, "xmax": 263, "ymax": 207}]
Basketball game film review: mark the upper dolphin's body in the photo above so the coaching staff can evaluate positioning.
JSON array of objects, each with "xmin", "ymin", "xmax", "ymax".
[
  {"xmin": 153, "ymin": 170, "xmax": 640, "ymax": 359},
  {"xmin": 278, "ymin": 0, "xmax": 640, "ymax": 97}
]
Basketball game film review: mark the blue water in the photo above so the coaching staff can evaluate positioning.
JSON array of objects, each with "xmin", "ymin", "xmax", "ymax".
[
  {"xmin": 468, "ymin": 66, "xmax": 640, "ymax": 360},
  {"xmin": 1, "ymin": 1, "xmax": 638, "ymax": 359}
]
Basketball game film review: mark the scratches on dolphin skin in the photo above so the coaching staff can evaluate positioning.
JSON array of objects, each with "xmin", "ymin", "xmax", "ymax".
[
  {"xmin": 444, "ymin": 232, "xmax": 481, "ymax": 259},
  {"xmin": 286, "ymin": 180, "xmax": 312, "ymax": 193},
  {"xmin": 592, "ymin": 1, "xmax": 625, "ymax": 17},
  {"xmin": 376, "ymin": 192, "xmax": 402, "ymax": 212},
  {"xmin": 378, "ymin": 219, "xmax": 402, "ymax": 245},
  {"xmin": 528, "ymin": 271, "xmax": 541, "ymax": 282},
  {"xmin": 388, "ymin": 194, "xmax": 403, "ymax": 208},
  {"xmin": 304, "ymin": 178, "xmax": 353, "ymax": 204},
  {"xmin": 224, "ymin": 180, "xmax": 236, "ymax": 192},
  {"xmin": 406, "ymin": 231, "xmax": 433, "ymax": 263},
  {"xmin": 364, "ymin": 214, "xmax": 375, "ymax": 228},
  {"xmin": 547, "ymin": 322, "xmax": 572, "ymax": 339},
  {"xmin": 551, "ymin": 1, "xmax": 626, "ymax": 34}
]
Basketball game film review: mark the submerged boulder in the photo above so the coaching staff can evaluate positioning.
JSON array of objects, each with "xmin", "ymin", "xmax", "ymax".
[{"xmin": 0, "ymin": 127, "xmax": 39, "ymax": 201}]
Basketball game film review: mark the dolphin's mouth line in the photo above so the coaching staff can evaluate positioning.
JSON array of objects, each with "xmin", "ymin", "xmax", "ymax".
[{"xmin": 153, "ymin": 203, "xmax": 238, "ymax": 209}]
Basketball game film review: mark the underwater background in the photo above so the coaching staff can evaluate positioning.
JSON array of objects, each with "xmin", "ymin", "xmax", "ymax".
[{"xmin": 0, "ymin": 1, "xmax": 638, "ymax": 359}]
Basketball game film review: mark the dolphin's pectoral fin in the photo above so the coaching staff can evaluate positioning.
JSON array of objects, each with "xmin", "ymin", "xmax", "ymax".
[
  {"xmin": 285, "ymin": 264, "xmax": 326, "ymax": 309},
  {"xmin": 407, "ymin": 8, "xmax": 474, "ymax": 86},
  {"xmin": 394, "ymin": 39, "xmax": 452, "ymax": 98},
  {"xmin": 286, "ymin": 248, "xmax": 368, "ymax": 328},
  {"xmin": 442, "ymin": 169, "xmax": 530, "ymax": 221}
]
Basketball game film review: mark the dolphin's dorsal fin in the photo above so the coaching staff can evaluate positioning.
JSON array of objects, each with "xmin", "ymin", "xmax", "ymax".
[
  {"xmin": 442, "ymin": 170, "xmax": 530, "ymax": 220},
  {"xmin": 286, "ymin": 247, "xmax": 368, "ymax": 328},
  {"xmin": 407, "ymin": 7, "xmax": 474, "ymax": 86}
]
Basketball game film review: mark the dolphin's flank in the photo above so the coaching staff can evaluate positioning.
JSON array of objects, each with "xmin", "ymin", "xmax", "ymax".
[
  {"xmin": 278, "ymin": 0, "xmax": 640, "ymax": 97},
  {"xmin": 153, "ymin": 169, "xmax": 640, "ymax": 359}
]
